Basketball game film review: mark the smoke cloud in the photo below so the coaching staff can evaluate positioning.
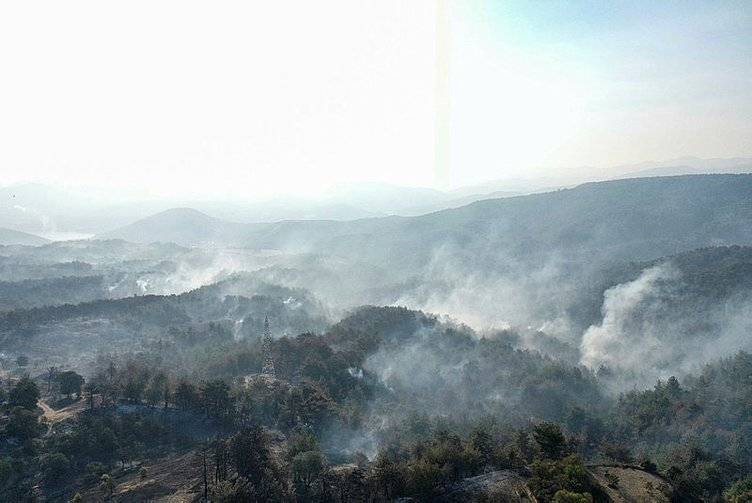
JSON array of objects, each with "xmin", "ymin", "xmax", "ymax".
[{"xmin": 580, "ymin": 263, "xmax": 752, "ymax": 389}]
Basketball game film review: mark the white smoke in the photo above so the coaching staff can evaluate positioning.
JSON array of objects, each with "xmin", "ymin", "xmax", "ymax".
[
  {"xmin": 233, "ymin": 319, "xmax": 244, "ymax": 341},
  {"xmin": 136, "ymin": 277, "xmax": 150, "ymax": 293},
  {"xmin": 580, "ymin": 263, "xmax": 752, "ymax": 389},
  {"xmin": 580, "ymin": 265, "xmax": 673, "ymax": 372},
  {"xmin": 392, "ymin": 243, "xmax": 580, "ymax": 343}
]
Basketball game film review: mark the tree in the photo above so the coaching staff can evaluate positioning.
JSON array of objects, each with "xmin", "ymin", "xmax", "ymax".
[
  {"xmin": 6, "ymin": 406, "xmax": 43, "ymax": 440},
  {"xmin": 227, "ymin": 425, "xmax": 286, "ymax": 500},
  {"xmin": 201, "ymin": 379, "xmax": 231, "ymax": 419},
  {"xmin": 725, "ymin": 475, "xmax": 752, "ymax": 502},
  {"xmin": 46, "ymin": 366, "xmax": 58, "ymax": 393},
  {"xmin": 16, "ymin": 355, "xmax": 29, "ymax": 367},
  {"xmin": 0, "ymin": 457, "xmax": 13, "ymax": 486},
  {"xmin": 122, "ymin": 376, "xmax": 147, "ymax": 403},
  {"xmin": 84, "ymin": 382, "xmax": 98, "ymax": 410},
  {"xmin": 470, "ymin": 425, "xmax": 494, "ymax": 466},
  {"xmin": 371, "ymin": 453, "xmax": 403, "ymax": 500},
  {"xmin": 554, "ymin": 490, "xmax": 594, "ymax": 503},
  {"xmin": 529, "ymin": 455, "xmax": 592, "ymax": 502},
  {"xmin": 213, "ymin": 438, "xmax": 230, "ymax": 483},
  {"xmin": 57, "ymin": 371, "xmax": 84, "ymax": 399},
  {"xmin": 9, "ymin": 377, "xmax": 40, "ymax": 409},
  {"xmin": 100, "ymin": 473, "xmax": 115, "ymax": 499},
  {"xmin": 145, "ymin": 372, "xmax": 168, "ymax": 407},
  {"xmin": 286, "ymin": 428, "xmax": 319, "ymax": 461},
  {"xmin": 292, "ymin": 450, "xmax": 327, "ymax": 499},
  {"xmin": 515, "ymin": 429, "xmax": 535, "ymax": 463},
  {"xmin": 40, "ymin": 452, "xmax": 70, "ymax": 482},
  {"xmin": 533, "ymin": 422, "xmax": 568, "ymax": 460},
  {"xmin": 229, "ymin": 426, "xmax": 270, "ymax": 481},
  {"xmin": 174, "ymin": 380, "xmax": 199, "ymax": 410},
  {"xmin": 406, "ymin": 459, "xmax": 443, "ymax": 500},
  {"xmin": 117, "ymin": 441, "xmax": 144, "ymax": 469},
  {"xmin": 210, "ymin": 478, "xmax": 254, "ymax": 502}
]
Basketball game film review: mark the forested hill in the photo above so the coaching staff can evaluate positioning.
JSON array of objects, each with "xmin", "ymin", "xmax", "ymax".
[
  {"xmin": 106, "ymin": 174, "xmax": 752, "ymax": 270},
  {"xmin": 570, "ymin": 245, "xmax": 752, "ymax": 330},
  {"xmin": 0, "ymin": 274, "xmax": 330, "ymax": 348},
  {"xmin": 242, "ymin": 174, "xmax": 752, "ymax": 267},
  {"xmin": 0, "ymin": 227, "xmax": 48, "ymax": 246}
]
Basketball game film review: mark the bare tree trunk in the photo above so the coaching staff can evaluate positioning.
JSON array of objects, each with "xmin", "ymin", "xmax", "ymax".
[{"xmin": 202, "ymin": 447, "xmax": 208, "ymax": 501}]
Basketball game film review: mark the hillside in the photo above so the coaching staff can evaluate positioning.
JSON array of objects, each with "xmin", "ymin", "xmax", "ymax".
[
  {"xmin": 617, "ymin": 156, "xmax": 752, "ymax": 178},
  {"xmin": 98, "ymin": 208, "xmax": 253, "ymax": 246},
  {"xmin": 0, "ymin": 274, "xmax": 330, "ymax": 374},
  {"xmin": 246, "ymin": 174, "xmax": 752, "ymax": 268},
  {"xmin": 103, "ymin": 175, "xmax": 752, "ymax": 272},
  {"xmin": 0, "ymin": 227, "xmax": 49, "ymax": 246}
]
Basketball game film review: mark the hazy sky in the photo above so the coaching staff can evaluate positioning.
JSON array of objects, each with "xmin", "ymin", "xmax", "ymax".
[{"xmin": 0, "ymin": 1, "xmax": 750, "ymax": 198}]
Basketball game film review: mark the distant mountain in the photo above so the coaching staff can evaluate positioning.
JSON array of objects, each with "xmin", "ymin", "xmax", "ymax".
[
  {"xmin": 323, "ymin": 182, "xmax": 450, "ymax": 215},
  {"xmin": 194, "ymin": 199, "xmax": 383, "ymax": 223},
  {"xmin": 0, "ymin": 183, "xmax": 166, "ymax": 237},
  {"xmin": 0, "ymin": 181, "xmax": 506, "ymax": 236},
  {"xmin": 0, "ymin": 227, "xmax": 49, "ymax": 246},
  {"xmin": 5, "ymin": 157, "xmax": 752, "ymax": 238},
  {"xmin": 104, "ymin": 175, "xmax": 752, "ymax": 270},
  {"xmin": 449, "ymin": 157, "xmax": 752, "ymax": 196},
  {"xmin": 239, "ymin": 174, "xmax": 752, "ymax": 270},
  {"xmin": 402, "ymin": 189, "xmax": 522, "ymax": 215},
  {"xmin": 615, "ymin": 156, "xmax": 752, "ymax": 178},
  {"xmin": 99, "ymin": 208, "xmax": 253, "ymax": 247}
]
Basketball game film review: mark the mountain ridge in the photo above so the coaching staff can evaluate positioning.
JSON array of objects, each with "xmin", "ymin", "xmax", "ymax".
[
  {"xmin": 0, "ymin": 227, "xmax": 50, "ymax": 246},
  {"xmin": 100, "ymin": 175, "xmax": 752, "ymax": 265}
]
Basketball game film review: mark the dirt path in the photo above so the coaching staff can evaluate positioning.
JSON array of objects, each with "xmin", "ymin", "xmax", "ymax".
[{"xmin": 38, "ymin": 398, "xmax": 87, "ymax": 424}]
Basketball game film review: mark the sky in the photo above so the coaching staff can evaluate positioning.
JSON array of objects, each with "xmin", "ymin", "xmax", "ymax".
[{"xmin": 0, "ymin": 0, "xmax": 750, "ymax": 199}]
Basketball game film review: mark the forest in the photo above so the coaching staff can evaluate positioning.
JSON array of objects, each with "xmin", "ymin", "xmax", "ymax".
[
  {"xmin": 2, "ymin": 178, "xmax": 752, "ymax": 501},
  {"xmin": 2, "ymin": 302, "xmax": 752, "ymax": 501},
  {"xmin": 2, "ymin": 0, "xmax": 751, "ymax": 496}
]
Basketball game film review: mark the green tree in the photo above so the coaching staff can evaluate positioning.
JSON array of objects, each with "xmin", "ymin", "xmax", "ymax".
[
  {"xmin": 40, "ymin": 452, "xmax": 70, "ymax": 482},
  {"xmin": 57, "ymin": 371, "xmax": 84, "ymax": 399},
  {"xmin": 227, "ymin": 426, "xmax": 286, "ymax": 500},
  {"xmin": 122, "ymin": 376, "xmax": 147, "ymax": 403},
  {"xmin": 554, "ymin": 490, "xmax": 594, "ymax": 503},
  {"xmin": 174, "ymin": 380, "xmax": 199, "ymax": 410},
  {"xmin": 0, "ymin": 457, "xmax": 12, "ymax": 486},
  {"xmin": 292, "ymin": 450, "xmax": 327, "ymax": 499},
  {"xmin": 229, "ymin": 426, "xmax": 271, "ymax": 481},
  {"xmin": 470, "ymin": 425, "xmax": 494, "ymax": 466},
  {"xmin": 724, "ymin": 475, "xmax": 752, "ymax": 502},
  {"xmin": 210, "ymin": 478, "xmax": 254, "ymax": 502},
  {"xmin": 9, "ymin": 377, "xmax": 40, "ymax": 409},
  {"xmin": 100, "ymin": 473, "xmax": 115, "ymax": 499},
  {"xmin": 406, "ymin": 459, "xmax": 443, "ymax": 501},
  {"xmin": 533, "ymin": 422, "xmax": 568, "ymax": 460},
  {"xmin": 201, "ymin": 379, "xmax": 231, "ymax": 419},
  {"xmin": 287, "ymin": 428, "xmax": 319, "ymax": 461},
  {"xmin": 6, "ymin": 406, "xmax": 43, "ymax": 440},
  {"xmin": 145, "ymin": 372, "xmax": 168, "ymax": 407},
  {"xmin": 371, "ymin": 453, "xmax": 403, "ymax": 500},
  {"xmin": 529, "ymin": 455, "xmax": 592, "ymax": 502}
]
